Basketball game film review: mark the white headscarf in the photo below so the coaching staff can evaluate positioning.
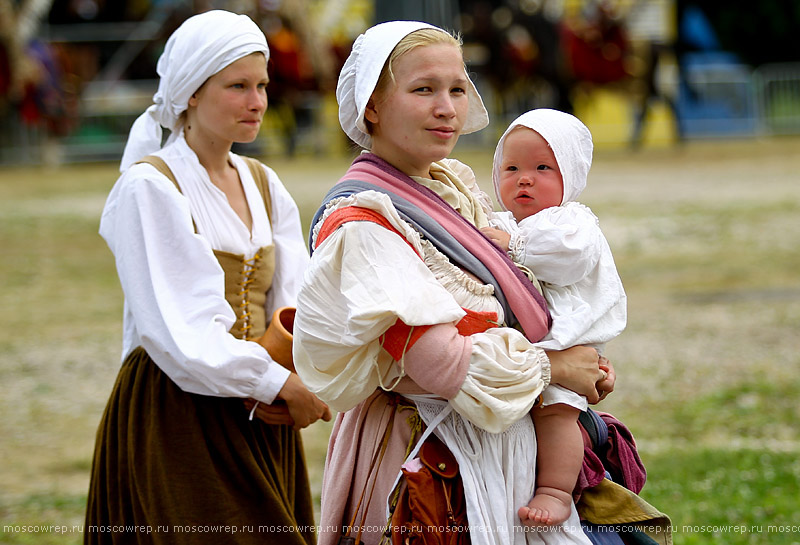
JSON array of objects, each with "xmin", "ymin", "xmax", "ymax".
[
  {"xmin": 119, "ymin": 10, "xmax": 270, "ymax": 172},
  {"xmin": 492, "ymin": 109, "xmax": 593, "ymax": 207},
  {"xmin": 336, "ymin": 20, "xmax": 489, "ymax": 150}
]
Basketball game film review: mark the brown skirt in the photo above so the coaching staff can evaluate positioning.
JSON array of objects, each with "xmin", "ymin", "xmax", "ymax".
[{"xmin": 84, "ymin": 347, "xmax": 315, "ymax": 545}]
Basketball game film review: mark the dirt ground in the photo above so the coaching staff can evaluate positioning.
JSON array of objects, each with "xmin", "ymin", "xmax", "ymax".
[{"xmin": 1, "ymin": 135, "xmax": 799, "ymax": 534}]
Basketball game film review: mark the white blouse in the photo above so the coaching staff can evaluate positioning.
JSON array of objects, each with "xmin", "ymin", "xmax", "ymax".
[
  {"xmin": 490, "ymin": 202, "xmax": 627, "ymax": 352},
  {"xmin": 100, "ymin": 134, "xmax": 309, "ymax": 403},
  {"xmin": 296, "ymin": 171, "xmax": 587, "ymax": 545},
  {"xmin": 296, "ymin": 187, "xmax": 549, "ymax": 433}
]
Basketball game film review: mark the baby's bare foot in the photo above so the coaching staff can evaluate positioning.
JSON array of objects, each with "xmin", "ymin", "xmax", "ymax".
[{"xmin": 518, "ymin": 487, "xmax": 572, "ymax": 526}]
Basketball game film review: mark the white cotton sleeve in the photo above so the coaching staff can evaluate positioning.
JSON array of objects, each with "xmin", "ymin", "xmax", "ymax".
[
  {"xmin": 516, "ymin": 202, "xmax": 627, "ymax": 350},
  {"xmin": 487, "ymin": 209, "xmax": 518, "ymax": 233},
  {"xmin": 517, "ymin": 203, "xmax": 604, "ymax": 286},
  {"xmin": 540, "ymin": 384, "xmax": 588, "ymax": 411},
  {"xmin": 450, "ymin": 327, "xmax": 550, "ymax": 433},
  {"xmin": 294, "ymin": 193, "xmax": 467, "ymax": 412},
  {"xmin": 100, "ymin": 166, "xmax": 290, "ymax": 403}
]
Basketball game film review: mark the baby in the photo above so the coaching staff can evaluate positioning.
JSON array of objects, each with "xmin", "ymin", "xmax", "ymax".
[{"xmin": 482, "ymin": 109, "xmax": 627, "ymax": 526}]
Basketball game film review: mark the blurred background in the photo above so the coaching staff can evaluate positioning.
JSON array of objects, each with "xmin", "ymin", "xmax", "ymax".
[
  {"xmin": 2, "ymin": 0, "xmax": 799, "ymax": 165},
  {"xmin": 1, "ymin": 2, "xmax": 800, "ymax": 545}
]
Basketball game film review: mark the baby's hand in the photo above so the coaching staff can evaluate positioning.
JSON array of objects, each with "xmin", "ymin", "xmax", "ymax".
[
  {"xmin": 596, "ymin": 357, "xmax": 615, "ymax": 402},
  {"xmin": 480, "ymin": 227, "xmax": 511, "ymax": 253}
]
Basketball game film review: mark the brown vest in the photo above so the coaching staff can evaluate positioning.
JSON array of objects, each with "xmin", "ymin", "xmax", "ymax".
[{"xmin": 136, "ymin": 155, "xmax": 276, "ymax": 340}]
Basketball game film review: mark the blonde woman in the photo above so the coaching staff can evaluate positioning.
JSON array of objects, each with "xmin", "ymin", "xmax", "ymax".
[{"xmin": 294, "ymin": 21, "xmax": 613, "ymax": 545}]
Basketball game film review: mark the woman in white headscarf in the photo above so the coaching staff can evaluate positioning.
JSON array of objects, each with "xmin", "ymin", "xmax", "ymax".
[
  {"xmin": 292, "ymin": 21, "xmax": 614, "ymax": 545},
  {"xmin": 85, "ymin": 10, "xmax": 330, "ymax": 544}
]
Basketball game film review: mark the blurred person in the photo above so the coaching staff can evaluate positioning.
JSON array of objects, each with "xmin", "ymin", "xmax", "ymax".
[
  {"xmin": 561, "ymin": 0, "xmax": 631, "ymax": 86},
  {"xmin": 84, "ymin": 10, "xmax": 330, "ymax": 544},
  {"xmin": 264, "ymin": 14, "xmax": 318, "ymax": 156},
  {"xmin": 0, "ymin": 0, "xmax": 77, "ymax": 164},
  {"xmin": 481, "ymin": 109, "xmax": 626, "ymax": 526},
  {"xmin": 630, "ymin": 41, "xmax": 684, "ymax": 149},
  {"xmin": 293, "ymin": 21, "xmax": 612, "ymax": 545}
]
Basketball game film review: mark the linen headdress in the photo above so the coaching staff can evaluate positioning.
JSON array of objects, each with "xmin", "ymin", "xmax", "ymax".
[
  {"xmin": 119, "ymin": 10, "xmax": 270, "ymax": 171},
  {"xmin": 492, "ymin": 109, "xmax": 593, "ymax": 208},
  {"xmin": 337, "ymin": 20, "xmax": 489, "ymax": 149}
]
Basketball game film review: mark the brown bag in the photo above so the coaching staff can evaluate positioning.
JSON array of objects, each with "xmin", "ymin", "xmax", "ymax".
[{"xmin": 391, "ymin": 435, "xmax": 469, "ymax": 545}]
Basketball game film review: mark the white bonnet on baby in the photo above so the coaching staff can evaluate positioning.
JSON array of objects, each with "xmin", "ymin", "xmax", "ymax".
[
  {"xmin": 119, "ymin": 10, "xmax": 270, "ymax": 172},
  {"xmin": 336, "ymin": 20, "xmax": 489, "ymax": 149},
  {"xmin": 492, "ymin": 108, "xmax": 593, "ymax": 208}
]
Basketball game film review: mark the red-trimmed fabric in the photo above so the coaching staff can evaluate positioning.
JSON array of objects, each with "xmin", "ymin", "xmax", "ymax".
[
  {"xmin": 315, "ymin": 205, "xmax": 501, "ymax": 362},
  {"xmin": 379, "ymin": 308, "xmax": 499, "ymax": 362},
  {"xmin": 379, "ymin": 320, "xmax": 432, "ymax": 362},
  {"xmin": 455, "ymin": 308, "xmax": 500, "ymax": 336},
  {"xmin": 341, "ymin": 156, "xmax": 550, "ymax": 342},
  {"xmin": 315, "ymin": 205, "xmax": 420, "ymax": 257}
]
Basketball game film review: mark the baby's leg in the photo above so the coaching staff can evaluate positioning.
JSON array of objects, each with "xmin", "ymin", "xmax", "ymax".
[{"xmin": 519, "ymin": 403, "xmax": 583, "ymax": 526}]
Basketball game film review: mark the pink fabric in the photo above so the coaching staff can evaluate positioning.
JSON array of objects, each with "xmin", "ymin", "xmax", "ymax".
[
  {"xmin": 346, "ymin": 159, "xmax": 551, "ymax": 343},
  {"xmin": 402, "ymin": 322, "xmax": 472, "ymax": 400},
  {"xmin": 318, "ymin": 326, "xmax": 470, "ymax": 545},
  {"xmin": 574, "ymin": 411, "xmax": 647, "ymax": 499},
  {"xmin": 318, "ymin": 392, "xmax": 416, "ymax": 545},
  {"xmin": 600, "ymin": 411, "xmax": 647, "ymax": 494}
]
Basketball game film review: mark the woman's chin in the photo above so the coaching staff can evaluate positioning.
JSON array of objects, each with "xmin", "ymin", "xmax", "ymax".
[{"xmin": 428, "ymin": 140, "xmax": 460, "ymax": 163}]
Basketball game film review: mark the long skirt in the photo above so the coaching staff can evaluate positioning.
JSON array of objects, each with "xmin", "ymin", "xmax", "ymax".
[{"xmin": 84, "ymin": 347, "xmax": 315, "ymax": 544}]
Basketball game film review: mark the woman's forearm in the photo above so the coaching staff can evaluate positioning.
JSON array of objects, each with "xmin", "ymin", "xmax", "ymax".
[{"xmin": 402, "ymin": 322, "xmax": 472, "ymax": 398}]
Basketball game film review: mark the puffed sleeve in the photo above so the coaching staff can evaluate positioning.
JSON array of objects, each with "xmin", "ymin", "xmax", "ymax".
[
  {"xmin": 99, "ymin": 165, "xmax": 290, "ymax": 403},
  {"xmin": 451, "ymin": 328, "xmax": 550, "ymax": 433},
  {"xmin": 293, "ymin": 193, "xmax": 466, "ymax": 412},
  {"xmin": 516, "ymin": 202, "xmax": 604, "ymax": 286},
  {"xmin": 401, "ymin": 322, "xmax": 551, "ymax": 433},
  {"xmin": 294, "ymin": 191, "xmax": 551, "ymax": 427}
]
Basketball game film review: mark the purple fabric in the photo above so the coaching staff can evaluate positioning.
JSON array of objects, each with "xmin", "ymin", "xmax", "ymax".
[
  {"xmin": 600, "ymin": 411, "xmax": 647, "ymax": 494},
  {"xmin": 576, "ymin": 410, "xmax": 647, "ymax": 498}
]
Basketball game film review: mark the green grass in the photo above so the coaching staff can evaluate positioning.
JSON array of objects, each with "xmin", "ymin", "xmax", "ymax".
[
  {"xmin": 1, "ymin": 494, "xmax": 86, "ymax": 545},
  {"xmin": 670, "ymin": 380, "xmax": 800, "ymax": 442},
  {"xmin": 2, "ymin": 138, "xmax": 800, "ymax": 544},
  {"xmin": 642, "ymin": 449, "xmax": 800, "ymax": 545}
]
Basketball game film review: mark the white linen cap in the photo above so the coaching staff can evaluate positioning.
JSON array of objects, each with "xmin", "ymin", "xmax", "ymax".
[
  {"xmin": 119, "ymin": 10, "xmax": 270, "ymax": 171},
  {"xmin": 492, "ymin": 109, "xmax": 593, "ymax": 208},
  {"xmin": 337, "ymin": 20, "xmax": 489, "ymax": 149}
]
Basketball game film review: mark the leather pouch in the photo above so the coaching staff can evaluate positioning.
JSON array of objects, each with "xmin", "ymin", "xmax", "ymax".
[{"xmin": 391, "ymin": 435, "xmax": 469, "ymax": 545}]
